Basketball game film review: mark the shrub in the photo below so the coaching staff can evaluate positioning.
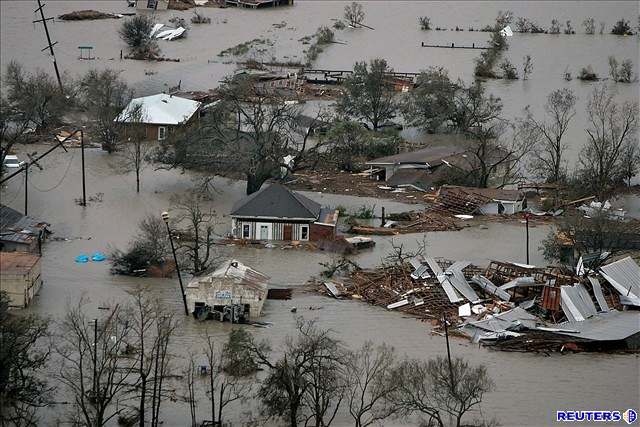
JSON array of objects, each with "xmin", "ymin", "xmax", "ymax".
[
  {"xmin": 333, "ymin": 19, "xmax": 346, "ymax": 30},
  {"xmin": 418, "ymin": 16, "xmax": 431, "ymax": 30},
  {"xmin": 611, "ymin": 19, "xmax": 633, "ymax": 35},
  {"xmin": 578, "ymin": 66, "xmax": 598, "ymax": 81},
  {"xmin": 118, "ymin": 15, "xmax": 159, "ymax": 59},
  {"xmin": 500, "ymin": 59, "xmax": 518, "ymax": 79},
  {"xmin": 352, "ymin": 204, "xmax": 375, "ymax": 219},
  {"xmin": 191, "ymin": 10, "xmax": 211, "ymax": 24},
  {"xmin": 316, "ymin": 26, "xmax": 334, "ymax": 44}
]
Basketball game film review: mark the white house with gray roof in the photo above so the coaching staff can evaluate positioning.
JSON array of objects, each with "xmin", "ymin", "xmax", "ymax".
[{"xmin": 230, "ymin": 184, "xmax": 338, "ymax": 242}]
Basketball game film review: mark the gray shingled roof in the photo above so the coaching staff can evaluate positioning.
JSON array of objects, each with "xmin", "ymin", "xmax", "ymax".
[{"xmin": 231, "ymin": 184, "xmax": 321, "ymax": 220}]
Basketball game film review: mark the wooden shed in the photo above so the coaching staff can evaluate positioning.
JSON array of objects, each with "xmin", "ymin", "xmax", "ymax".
[{"xmin": 0, "ymin": 252, "xmax": 42, "ymax": 308}]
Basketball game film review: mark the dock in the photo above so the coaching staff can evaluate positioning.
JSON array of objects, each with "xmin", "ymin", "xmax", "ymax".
[
  {"xmin": 421, "ymin": 41, "xmax": 490, "ymax": 50},
  {"xmin": 223, "ymin": 0, "xmax": 293, "ymax": 8}
]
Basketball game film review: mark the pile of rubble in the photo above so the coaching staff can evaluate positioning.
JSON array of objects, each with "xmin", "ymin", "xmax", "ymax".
[{"xmin": 320, "ymin": 255, "xmax": 640, "ymax": 353}]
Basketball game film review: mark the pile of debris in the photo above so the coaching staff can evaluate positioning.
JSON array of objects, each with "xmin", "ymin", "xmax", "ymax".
[
  {"xmin": 319, "ymin": 254, "xmax": 640, "ymax": 353},
  {"xmin": 349, "ymin": 211, "xmax": 461, "ymax": 235},
  {"xmin": 58, "ymin": 10, "xmax": 125, "ymax": 20}
]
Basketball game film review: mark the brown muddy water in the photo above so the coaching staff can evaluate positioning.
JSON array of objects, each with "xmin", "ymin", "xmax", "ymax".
[
  {"xmin": 2, "ymin": 143, "xmax": 639, "ymax": 427},
  {"xmin": 1, "ymin": 0, "xmax": 639, "ymax": 425}
]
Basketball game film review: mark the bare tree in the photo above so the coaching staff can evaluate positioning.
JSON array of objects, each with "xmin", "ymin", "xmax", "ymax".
[
  {"xmin": 57, "ymin": 298, "xmax": 137, "ymax": 427},
  {"xmin": 583, "ymin": 17, "xmax": 596, "ymax": 34},
  {"xmin": 549, "ymin": 19, "xmax": 561, "ymax": 34},
  {"xmin": 525, "ymin": 88, "xmax": 577, "ymax": 183},
  {"xmin": 171, "ymin": 191, "xmax": 220, "ymax": 274},
  {"xmin": 426, "ymin": 357, "xmax": 494, "ymax": 427},
  {"xmin": 183, "ymin": 354, "xmax": 198, "ymax": 427},
  {"xmin": 0, "ymin": 292, "xmax": 51, "ymax": 427},
  {"xmin": 127, "ymin": 287, "xmax": 178, "ymax": 427},
  {"xmin": 121, "ymin": 104, "xmax": 152, "ymax": 193},
  {"xmin": 202, "ymin": 331, "xmax": 251, "ymax": 426},
  {"xmin": 344, "ymin": 2, "xmax": 365, "ymax": 27},
  {"xmin": 0, "ymin": 96, "xmax": 34, "ymax": 174},
  {"xmin": 344, "ymin": 341, "xmax": 399, "ymax": 427},
  {"xmin": 80, "ymin": 69, "xmax": 133, "ymax": 153},
  {"xmin": 241, "ymin": 318, "xmax": 343, "ymax": 427},
  {"xmin": 619, "ymin": 141, "xmax": 640, "ymax": 187},
  {"xmin": 578, "ymin": 85, "xmax": 638, "ymax": 199},
  {"xmin": 4, "ymin": 61, "xmax": 70, "ymax": 132},
  {"xmin": 522, "ymin": 55, "xmax": 533, "ymax": 80},
  {"xmin": 337, "ymin": 58, "xmax": 399, "ymax": 131},
  {"xmin": 390, "ymin": 359, "xmax": 445, "ymax": 427},
  {"xmin": 156, "ymin": 76, "xmax": 330, "ymax": 195}
]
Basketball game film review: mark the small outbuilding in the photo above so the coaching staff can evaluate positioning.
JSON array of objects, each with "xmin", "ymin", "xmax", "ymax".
[
  {"xmin": 0, "ymin": 252, "xmax": 42, "ymax": 308},
  {"xmin": 230, "ymin": 184, "xmax": 338, "ymax": 242},
  {"xmin": 135, "ymin": 0, "xmax": 169, "ymax": 10},
  {"xmin": 0, "ymin": 204, "xmax": 49, "ymax": 253},
  {"xmin": 116, "ymin": 93, "xmax": 202, "ymax": 142},
  {"xmin": 185, "ymin": 259, "xmax": 269, "ymax": 322}
]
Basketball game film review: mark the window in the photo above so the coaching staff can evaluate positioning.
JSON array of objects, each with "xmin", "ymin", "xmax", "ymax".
[
  {"xmin": 158, "ymin": 126, "xmax": 167, "ymax": 141},
  {"xmin": 242, "ymin": 224, "xmax": 250, "ymax": 239},
  {"xmin": 300, "ymin": 225, "xmax": 309, "ymax": 241}
]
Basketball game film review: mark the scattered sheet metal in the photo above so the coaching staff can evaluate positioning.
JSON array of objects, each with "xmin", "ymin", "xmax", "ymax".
[
  {"xmin": 458, "ymin": 303, "xmax": 471, "ymax": 317},
  {"xmin": 587, "ymin": 277, "xmax": 609, "ymax": 312},
  {"xmin": 387, "ymin": 299, "xmax": 409, "ymax": 309},
  {"xmin": 460, "ymin": 307, "xmax": 538, "ymax": 343},
  {"xmin": 519, "ymin": 298, "xmax": 536, "ymax": 310},
  {"xmin": 409, "ymin": 256, "xmax": 431, "ymax": 280},
  {"xmin": 425, "ymin": 258, "xmax": 463, "ymax": 303},
  {"xmin": 498, "ymin": 276, "xmax": 537, "ymax": 291},
  {"xmin": 323, "ymin": 282, "xmax": 342, "ymax": 298},
  {"xmin": 445, "ymin": 267, "xmax": 480, "ymax": 303},
  {"xmin": 547, "ymin": 310, "xmax": 640, "ymax": 342},
  {"xmin": 599, "ymin": 257, "xmax": 640, "ymax": 304},
  {"xmin": 471, "ymin": 275, "xmax": 511, "ymax": 301},
  {"xmin": 560, "ymin": 284, "xmax": 597, "ymax": 322}
]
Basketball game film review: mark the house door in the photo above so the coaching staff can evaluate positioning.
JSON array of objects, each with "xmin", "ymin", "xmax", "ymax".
[
  {"xmin": 283, "ymin": 224, "xmax": 292, "ymax": 240},
  {"xmin": 259, "ymin": 224, "xmax": 270, "ymax": 240}
]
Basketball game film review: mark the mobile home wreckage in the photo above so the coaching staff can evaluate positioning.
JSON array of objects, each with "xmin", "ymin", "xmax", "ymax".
[
  {"xmin": 186, "ymin": 259, "xmax": 269, "ymax": 322},
  {"xmin": 230, "ymin": 184, "xmax": 338, "ymax": 242},
  {"xmin": 116, "ymin": 94, "xmax": 202, "ymax": 142},
  {"xmin": 319, "ymin": 255, "xmax": 640, "ymax": 352}
]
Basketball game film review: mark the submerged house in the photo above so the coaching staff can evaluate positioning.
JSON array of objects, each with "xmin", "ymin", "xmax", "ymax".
[
  {"xmin": 0, "ymin": 205, "xmax": 49, "ymax": 253},
  {"xmin": 185, "ymin": 259, "xmax": 269, "ymax": 322},
  {"xmin": 0, "ymin": 251, "xmax": 42, "ymax": 308},
  {"xmin": 366, "ymin": 135, "xmax": 516, "ymax": 192},
  {"xmin": 230, "ymin": 184, "xmax": 338, "ymax": 242},
  {"xmin": 116, "ymin": 94, "xmax": 202, "ymax": 142},
  {"xmin": 439, "ymin": 186, "xmax": 527, "ymax": 215}
]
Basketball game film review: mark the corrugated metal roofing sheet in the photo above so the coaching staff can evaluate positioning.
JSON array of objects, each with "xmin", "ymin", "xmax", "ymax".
[
  {"xmin": 552, "ymin": 310, "xmax": 640, "ymax": 341},
  {"xmin": 471, "ymin": 275, "xmax": 511, "ymax": 301},
  {"xmin": 588, "ymin": 277, "xmax": 610, "ymax": 312},
  {"xmin": 600, "ymin": 256, "xmax": 640, "ymax": 300},
  {"xmin": 425, "ymin": 258, "xmax": 462, "ymax": 303}
]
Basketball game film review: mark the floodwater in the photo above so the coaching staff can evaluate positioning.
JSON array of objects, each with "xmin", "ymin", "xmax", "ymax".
[
  {"xmin": 1, "ymin": 1, "xmax": 639, "ymax": 426},
  {"xmin": 1, "ymin": 143, "xmax": 638, "ymax": 427}
]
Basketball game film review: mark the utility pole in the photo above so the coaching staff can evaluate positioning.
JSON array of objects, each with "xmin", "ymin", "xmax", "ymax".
[
  {"xmin": 162, "ymin": 211, "xmax": 189, "ymax": 316},
  {"xmin": 80, "ymin": 130, "xmax": 86, "ymax": 206},
  {"xmin": 93, "ymin": 318, "xmax": 98, "ymax": 396},
  {"xmin": 23, "ymin": 164, "xmax": 29, "ymax": 215},
  {"xmin": 525, "ymin": 213, "xmax": 530, "ymax": 265},
  {"xmin": 33, "ymin": 0, "xmax": 63, "ymax": 93}
]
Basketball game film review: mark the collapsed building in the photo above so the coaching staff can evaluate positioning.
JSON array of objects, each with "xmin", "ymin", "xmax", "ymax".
[{"xmin": 320, "ymin": 255, "xmax": 640, "ymax": 352}]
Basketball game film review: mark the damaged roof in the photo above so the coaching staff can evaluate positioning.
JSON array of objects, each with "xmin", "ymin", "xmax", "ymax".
[
  {"xmin": 552, "ymin": 310, "xmax": 640, "ymax": 342},
  {"xmin": 366, "ymin": 145, "xmax": 468, "ymax": 167},
  {"xmin": 231, "ymin": 184, "xmax": 322, "ymax": 220},
  {"xmin": 187, "ymin": 259, "xmax": 270, "ymax": 292},
  {"xmin": 441, "ymin": 185, "xmax": 524, "ymax": 202},
  {"xmin": 0, "ymin": 204, "xmax": 49, "ymax": 244}
]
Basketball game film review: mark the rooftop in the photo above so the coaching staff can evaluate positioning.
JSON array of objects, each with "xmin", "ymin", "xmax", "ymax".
[
  {"xmin": 0, "ymin": 251, "xmax": 40, "ymax": 274},
  {"xmin": 367, "ymin": 144, "xmax": 468, "ymax": 167},
  {"xmin": 116, "ymin": 94, "xmax": 201, "ymax": 126},
  {"xmin": 231, "ymin": 184, "xmax": 322, "ymax": 220},
  {"xmin": 187, "ymin": 259, "xmax": 270, "ymax": 293},
  {"xmin": 0, "ymin": 205, "xmax": 49, "ymax": 245}
]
